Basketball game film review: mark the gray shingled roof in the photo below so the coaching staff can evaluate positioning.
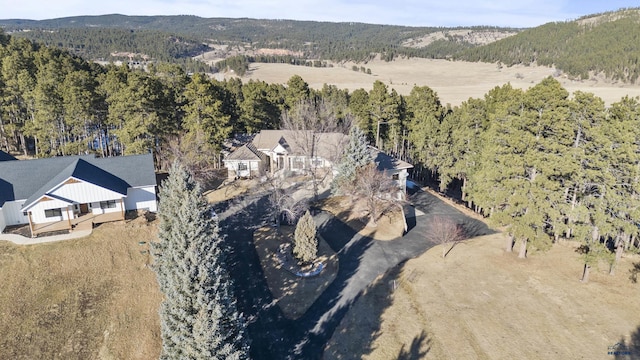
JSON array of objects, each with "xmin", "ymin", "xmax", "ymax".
[
  {"xmin": 0, "ymin": 154, "xmax": 156, "ymax": 208},
  {"xmin": 370, "ymin": 147, "xmax": 413, "ymax": 171},
  {"xmin": 250, "ymin": 130, "xmax": 347, "ymax": 160},
  {"xmin": 252, "ymin": 130, "xmax": 297, "ymax": 151},
  {"xmin": 224, "ymin": 143, "xmax": 263, "ymax": 161},
  {"xmin": 0, "ymin": 150, "xmax": 17, "ymax": 162}
]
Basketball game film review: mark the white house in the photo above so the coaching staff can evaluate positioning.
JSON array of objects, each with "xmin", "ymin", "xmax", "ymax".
[
  {"xmin": 0, "ymin": 153, "xmax": 157, "ymax": 235},
  {"xmin": 370, "ymin": 146, "xmax": 414, "ymax": 194},
  {"xmin": 223, "ymin": 142, "xmax": 267, "ymax": 179},
  {"xmin": 223, "ymin": 130, "xmax": 347, "ymax": 179},
  {"xmin": 222, "ymin": 130, "xmax": 413, "ymax": 192}
]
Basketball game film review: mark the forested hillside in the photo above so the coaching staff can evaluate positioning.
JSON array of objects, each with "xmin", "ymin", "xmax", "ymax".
[
  {"xmin": 1, "ymin": 33, "xmax": 640, "ymax": 282},
  {"xmin": 0, "ymin": 14, "xmax": 514, "ymax": 64},
  {"xmin": 457, "ymin": 8, "xmax": 640, "ymax": 83}
]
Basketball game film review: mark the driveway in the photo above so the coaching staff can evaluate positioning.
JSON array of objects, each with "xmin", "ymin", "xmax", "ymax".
[{"xmin": 215, "ymin": 188, "xmax": 492, "ymax": 359}]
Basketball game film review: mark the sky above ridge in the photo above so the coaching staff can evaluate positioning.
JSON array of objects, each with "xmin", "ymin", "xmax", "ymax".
[{"xmin": 1, "ymin": 0, "xmax": 638, "ymax": 27}]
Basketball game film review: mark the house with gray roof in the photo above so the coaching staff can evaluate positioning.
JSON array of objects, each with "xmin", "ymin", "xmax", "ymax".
[
  {"xmin": 223, "ymin": 130, "xmax": 347, "ymax": 179},
  {"xmin": 223, "ymin": 143, "xmax": 267, "ymax": 178},
  {"xmin": 0, "ymin": 154, "xmax": 157, "ymax": 235},
  {"xmin": 223, "ymin": 130, "xmax": 413, "ymax": 194},
  {"xmin": 370, "ymin": 146, "xmax": 414, "ymax": 194}
]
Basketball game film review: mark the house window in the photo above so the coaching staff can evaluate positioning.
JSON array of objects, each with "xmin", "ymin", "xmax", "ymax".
[
  {"xmin": 238, "ymin": 163, "xmax": 248, "ymax": 171},
  {"xmin": 392, "ymin": 173, "xmax": 400, "ymax": 181},
  {"xmin": 312, "ymin": 158, "xmax": 324, "ymax": 167},
  {"xmin": 100, "ymin": 200, "xmax": 117, "ymax": 209},
  {"xmin": 45, "ymin": 209, "xmax": 62, "ymax": 218},
  {"xmin": 23, "ymin": 211, "xmax": 28, "ymax": 217},
  {"xmin": 291, "ymin": 158, "xmax": 304, "ymax": 169}
]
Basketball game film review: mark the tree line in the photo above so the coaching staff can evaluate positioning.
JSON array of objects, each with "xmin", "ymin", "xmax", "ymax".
[
  {"xmin": 1, "ymin": 15, "xmax": 513, "ymax": 65},
  {"xmin": 3, "ymin": 34, "xmax": 640, "ymax": 281},
  {"xmin": 412, "ymin": 79, "xmax": 640, "ymax": 282}
]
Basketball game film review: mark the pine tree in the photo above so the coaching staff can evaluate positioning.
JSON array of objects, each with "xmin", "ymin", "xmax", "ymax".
[
  {"xmin": 332, "ymin": 125, "xmax": 372, "ymax": 194},
  {"xmin": 152, "ymin": 163, "xmax": 249, "ymax": 359},
  {"xmin": 293, "ymin": 210, "xmax": 318, "ymax": 264}
]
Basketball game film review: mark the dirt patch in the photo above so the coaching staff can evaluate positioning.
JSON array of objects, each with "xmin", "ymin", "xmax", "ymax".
[
  {"xmin": 326, "ymin": 232, "xmax": 640, "ymax": 359},
  {"xmin": 253, "ymin": 226, "xmax": 338, "ymax": 319},
  {"xmin": 318, "ymin": 196, "xmax": 405, "ymax": 241},
  {"xmin": 205, "ymin": 178, "xmax": 258, "ymax": 203},
  {"xmin": 0, "ymin": 219, "xmax": 162, "ymax": 359}
]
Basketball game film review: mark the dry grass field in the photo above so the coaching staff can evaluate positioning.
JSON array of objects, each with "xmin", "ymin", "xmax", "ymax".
[
  {"xmin": 318, "ymin": 196, "xmax": 405, "ymax": 241},
  {"xmin": 324, "ymin": 232, "xmax": 640, "ymax": 359},
  {"xmin": 232, "ymin": 58, "xmax": 640, "ymax": 107},
  {"xmin": 0, "ymin": 216, "xmax": 162, "ymax": 360},
  {"xmin": 205, "ymin": 178, "xmax": 259, "ymax": 203}
]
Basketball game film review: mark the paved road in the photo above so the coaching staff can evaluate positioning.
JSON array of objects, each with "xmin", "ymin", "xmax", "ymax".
[{"xmin": 216, "ymin": 188, "xmax": 492, "ymax": 359}]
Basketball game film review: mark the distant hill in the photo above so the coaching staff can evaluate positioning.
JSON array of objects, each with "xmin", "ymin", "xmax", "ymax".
[
  {"xmin": 0, "ymin": 14, "xmax": 516, "ymax": 65},
  {"xmin": 455, "ymin": 8, "xmax": 640, "ymax": 83},
  {"xmin": 5, "ymin": 10, "xmax": 639, "ymax": 84}
]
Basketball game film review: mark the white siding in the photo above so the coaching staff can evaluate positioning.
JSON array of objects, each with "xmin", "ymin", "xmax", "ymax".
[
  {"xmin": 2, "ymin": 200, "xmax": 29, "ymax": 226},
  {"xmin": 272, "ymin": 143, "xmax": 287, "ymax": 154},
  {"xmin": 387, "ymin": 169, "xmax": 409, "ymax": 195},
  {"xmin": 289, "ymin": 156, "xmax": 307, "ymax": 171},
  {"xmin": 90, "ymin": 199, "xmax": 124, "ymax": 215},
  {"xmin": 224, "ymin": 160, "xmax": 260, "ymax": 178},
  {"xmin": 125, "ymin": 186, "xmax": 157, "ymax": 212},
  {"xmin": 0, "ymin": 208, "xmax": 5, "ymax": 233},
  {"xmin": 50, "ymin": 180, "xmax": 125, "ymax": 204},
  {"xmin": 29, "ymin": 201, "xmax": 74, "ymax": 224}
]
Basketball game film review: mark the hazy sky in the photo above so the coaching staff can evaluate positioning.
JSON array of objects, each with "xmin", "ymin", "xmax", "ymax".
[{"xmin": 1, "ymin": 0, "xmax": 638, "ymax": 27}]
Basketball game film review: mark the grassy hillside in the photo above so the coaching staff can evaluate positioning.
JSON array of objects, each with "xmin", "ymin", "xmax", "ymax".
[
  {"xmin": 456, "ymin": 8, "xmax": 640, "ymax": 83},
  {"xmin": 0, "ymin": 217, "xmax": 162, "ymax": 359},
  {"xmin": 325, "ymin": 233, "xmax": 640, "ymax": 359}
]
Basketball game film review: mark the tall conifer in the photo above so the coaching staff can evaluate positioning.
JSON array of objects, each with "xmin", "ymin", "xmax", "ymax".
[
  {"xmin": 332, "ymin": 125, "xmax": 371, "ymax": 194},
  {"xmin": 153, "ymin": 163, "xmax": 249, "ymax": 359}
]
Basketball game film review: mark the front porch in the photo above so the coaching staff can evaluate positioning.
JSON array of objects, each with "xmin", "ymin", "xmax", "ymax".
[{"xmin": 31, "ymin": 211, "xmax": 124, "ymax": 236}]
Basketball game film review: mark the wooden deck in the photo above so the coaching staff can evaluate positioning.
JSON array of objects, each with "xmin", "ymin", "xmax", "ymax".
[{"xmin": 32, "ymin": 212, "xmax": 124, "ymax": 236}]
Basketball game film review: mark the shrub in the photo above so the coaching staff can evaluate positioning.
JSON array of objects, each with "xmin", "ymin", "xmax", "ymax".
[{"xmin": 293, "ymin": 210, "xmax": 318, "ymax": 263}]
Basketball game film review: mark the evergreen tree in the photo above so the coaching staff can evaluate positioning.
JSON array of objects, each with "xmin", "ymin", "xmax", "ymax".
[
  {"xmin": 332, "ymin": 125, "xmax": 372, "ymax": 194},
  {"xmin": 152, "ymin": 163, "xmax": 249, "ymax": 359},
  {"xmin": 293, "ymin": 210, "xmax": 318, "ymax": 264},
  {"xmin": 405, "ymin": 85, "xmax": 444, "ymax": 180}
]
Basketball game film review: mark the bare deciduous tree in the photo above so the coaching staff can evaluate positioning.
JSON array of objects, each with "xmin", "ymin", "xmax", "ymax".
[
  {"xmin": 353, "ymin": 163, "xmax": 402, "ymax": 227},
  {"xmin": 280, "ymin": 99, "xmax": 350, "ymax": 200},
  {"xmin": 166, "ymin": 132, "xmax": 224, "ymax": 188},
  {"xmin": 426, "ymin": 216, "xmax": 466, "ymax": 258},
  {"xmin": 264, "ymin": 172, "xmax": 308, "ymax": 230}
]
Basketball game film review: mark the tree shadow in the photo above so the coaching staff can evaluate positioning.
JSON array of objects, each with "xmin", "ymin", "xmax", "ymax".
[
  {"xmin": 288, "ymin": 212, "xmax": 376, "ymax": 359},
  {"xmin": 408, "ymin": 188, "xmax": 494, "ymax": 239},
  {"xmin": 396, "ymin": 330, "xmax": 431, "ymax": 360},
  {"xmin": 322, "ymin": 262, "xmax": 431, "ymax": 360},
  {"xmin": 216, "ymin": 195, "xmax": 297, "ymax": 358},
  {"xmin": 216, "ymin": 185, "xmax": 481, "ymax": 359},
  {"xmin": 629, "ymin": 262, "xmax": 640, "ymax": 283},
  {"xmin": 614, "ymin": 325, "xmax": 640, "ymax": 359},
  {"xmin": 216, "ymin": 194, "xmax": 377, "ymax": 360}
]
